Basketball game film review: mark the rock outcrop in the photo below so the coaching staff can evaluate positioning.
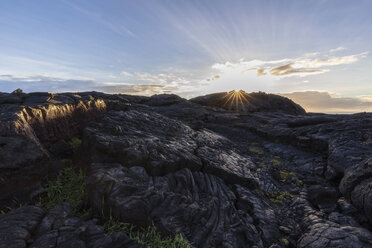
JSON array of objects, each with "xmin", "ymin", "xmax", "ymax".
[
  {"xmin": 1, "ymin": 90, "xmax": 372, "ymax": 248},
  {"xmin": 0, "ymin": 203, "xmax": 142, "ymax": 248},
  {"xmin": 87, "ymin": 164, "xmax": 262, "ymax": 247},
  {"xmin": 190, "ymin": 90, "xmax": 306, "ymax": 115},
  {"xmin": 82, "ymin": 109, "xmax": 257, "ymax": 187},
  {"xmin": 0, "ymin": 91, "xmax": 107, "ymax": 206}
]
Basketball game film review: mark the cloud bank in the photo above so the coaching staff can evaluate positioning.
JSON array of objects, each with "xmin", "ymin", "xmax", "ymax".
[
  {"xmin": 280, "ymin": 91, "xmax": 372, "ymax": 113},
  {"xmin": 212, "ymin": 51, "xmax": 368, "ymax": 78},
  {"xmin": 0, "ymin": 74, "xmax": 167, "ymax": 95},
  {"xmin": 0, "ymin": 73, "xmax": 201, "ymax": 97}
]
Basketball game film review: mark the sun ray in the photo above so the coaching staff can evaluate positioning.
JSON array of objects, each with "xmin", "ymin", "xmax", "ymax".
[{"xmin": 222, "ymin": 90, "xmax": 251, "ymax": 112}]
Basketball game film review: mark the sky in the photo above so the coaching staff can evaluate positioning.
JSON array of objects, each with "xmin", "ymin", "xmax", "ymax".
[{"xmin": 0, "ymin": 0, "xmax": 372, "ymax": 113}]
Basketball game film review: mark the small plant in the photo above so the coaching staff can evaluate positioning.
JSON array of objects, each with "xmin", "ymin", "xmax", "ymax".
[
  {"xmin": 281, "ymin": 237, "xmax": 289, "ymax": 246},
  {"xmin": 78, "ymin": 208, "xmax": 93, "ymax": 219},
  {"xmin": 289, "ymin": 172, "xmax": 296, "ymax": 177},
  {"xmin": 258, "ymin": 163, "xmax": 267, "ymax": 168},
  {"xmin": 251, "ymin": 142, "xmax": 260, "ymax": 146},
  {"xmin": 270, "ymin": 159, "xmax": 281, "ymax": 166},
  {"xmin": 249, "ymin": 147, "xmax": 264, "ymax": 155},
  {"xmin": 268, "ymin": 191, "xmax": 294, "ymax": 204},
  {"xmin": 279, "ymin": 170, "xmax": 302, "ymax": 185},
  {"xmin": 104, "ymin": 215, "xmax": 192, "ymax": 248},
  {"xmin": 104, "ymin": 215, "xmax": 133, "ymax": 235},
  {"xmin": 296, "ymin": 179, "xmax": 303, "ymax": 186},
  {"xmin": 40, "ymin": 166, "xmax": 85, "ymax": 212},
  {"xmin": 279, "ymin": 170, "xmax": 289, "ymax": 182},
  {"xmin": 69, "ymin": 137, "xmax": 82, "ymax": 150}
]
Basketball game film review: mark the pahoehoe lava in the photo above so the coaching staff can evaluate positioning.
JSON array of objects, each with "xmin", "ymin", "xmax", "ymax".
[{"xmin": 1, "ymin": 89, "xmax": 372, "ymax": 248}]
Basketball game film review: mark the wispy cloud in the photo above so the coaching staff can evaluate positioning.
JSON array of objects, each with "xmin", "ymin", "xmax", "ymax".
[
  {"xmin": 212, "ymin": 49, "xmax": 368, "ymax": 78},
  {"xmin": 0, "ymin": 75, "xmax": 99, "ymax": 93},
  {"xmin": 293, "ymin": 52, "xmax": 367, "ymax": 68},
  {"xmin": 0, "ymin": 74, "xmax": 71, "ymax": 82},
  {"xmin": 330, "ymin": 46, "xmax": 347, "ymax": 53},
  {"xmin": 269, "ymin": 63, "xmax": 326, "ymax": 76},
  {"xmin": 101, "ymin": 83, "xmax": 178, "ymax": 95},
  {"xmin": 0, "ymin": 73, "xmax": 199, "ymax": 97},
  {"xmin": 0, "ymin": 73, "xmax": 170, "ymax": 96},
  {"xmin": 121, "ymin": 71, "xmax": 133, "ymax": 77},
  {"xmin": 0, "ymin": 54, "xmax": 106, "ymax": 82},
  {"xmin": 206, "ymin": 75, "xmax": 220, "ymax": 82}
]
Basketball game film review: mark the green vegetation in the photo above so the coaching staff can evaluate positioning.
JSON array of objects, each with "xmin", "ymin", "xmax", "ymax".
[
  {"xmin": 69, "ymin": 137, "xmax": 82, "ymax": 150},
  {"xmin": 258, "ymin": 163, "xmax": 267, "ymax": 168},
  {"xmin": 281, "ymin": 237, "xmax": 289, "ymax": 246},
  {"xmin": 249, "ymin": 147, "xmax": 264, "ymax": 155},
  {"xmin": 250, "ymin": 142, "xmax": 260, "ymax": 146},
  {"xmin": 279, "ymin": 170, "xmax": 289, "ymax": 182},
  {"xmin": 78, "ymin": 208, "xmax": 93, "ymax": 219},
  {"xmin": 268, "ymin": 191, "xmax": 294, "ymax": 204},
  {"xmin": 270, "ymin": 159, "xmax": 281, "ymax": 166},
  {"xmin": 289, "ymin": 172, "xmax": 296, "ymax": 177},
  {"xmin": 40, "ymin": 164, "xmax": 190, "ymax": 247},
  {"xmin": 40, "ymin": 166, "xmax": 85, "ymax": 212},
  {"xmin": 104, "ymin": 215, "xmax": 192, "ymax": 248},
  {"xmin": 279, "ymin": 170, "xmax": 303, "ymax": 187},
  {"xmin": 0, "ymin": 199, "xmax": 29, "ymax": 215},
  {"xmin": 296, "ymin": 179, "xmax": 303, "ymax": 186}
]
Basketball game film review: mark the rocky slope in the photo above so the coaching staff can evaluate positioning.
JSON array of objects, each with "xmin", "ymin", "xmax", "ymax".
[{"xmin": 0, "ymin": 89, "xmax": 372, "ymax": 248}]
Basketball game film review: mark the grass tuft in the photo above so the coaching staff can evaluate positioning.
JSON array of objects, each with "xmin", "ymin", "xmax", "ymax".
[
  {"xmin": 40, "ymin": 166, "xmax": 85, "ymax": 212},
  {"xmin": 281, "ymin": 237, "xmax": 289, "ymax": 246},
  {"xmin": 69, "ymin": 137, "xmax": 82, "ymax": 150},
  {"xmin": 249, "ymin": 147, "xmax": 264, "ymax": 155},
  {"xmin": 258, "ymin": 163, "xmax": 267, "ymax": 168},
  {"xmin": 289, "ymin": 171, "xmax": 296, "ymax": 177},
  {"xmin": 279, "ymin": 170, "xmax": 289, "ymax": 182},
  {"xmin": 104, "ymin": 215, "xmax": 192, "ymax": 248},
  {"xmin": 268, "ymin": 191, "xmax": 294, "ymax": 204},
  {"xmin": 270, "ymin": 159, "xmax": 281, "ymax": 166},
  {"xmin": 296, "ymin": 179, "xmax": 303, "ymax": 186}
]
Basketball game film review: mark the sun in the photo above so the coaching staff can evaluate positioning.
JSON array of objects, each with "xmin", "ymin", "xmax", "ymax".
[{"xmin": 222, "ymin": 90, "xmax": 251, "ymax": 111}]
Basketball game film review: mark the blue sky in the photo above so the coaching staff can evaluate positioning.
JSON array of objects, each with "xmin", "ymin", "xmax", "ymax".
[{"xmin": 1, "ymin": 0, "xmax": 372, "ymax": 112}]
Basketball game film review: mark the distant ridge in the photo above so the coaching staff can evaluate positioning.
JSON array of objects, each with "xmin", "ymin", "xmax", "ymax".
[{"xmin": 190, "ymin": 90, "xmax": 306, "ymax": 115}]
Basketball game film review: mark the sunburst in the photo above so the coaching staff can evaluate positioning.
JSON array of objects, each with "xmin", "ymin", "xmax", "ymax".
[{"xmin": 222, "ymin": 90, "xmax": 251, "ymax": 111}]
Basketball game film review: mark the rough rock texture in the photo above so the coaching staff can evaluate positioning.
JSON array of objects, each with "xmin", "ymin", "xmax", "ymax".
[
  {"xmin": 82, "ymin": 109, "xmax": 257, "ymax": 187},
  {"xmin": 190, "ymin": 91, "xmax": 306, "ymax": 115},
  {"xmin": 87, "ymin": 164, "xmax": 262, "ymax": 248},
  {"xmin": 0, "ymin": 91, "xmax": 107, "ymax": 206},
  {"xmin": 0, "ymin": 203, "xmax": 143, "ymax": 248},
  {"xmin": 295, "ymin": 192, "xmax": 372, "ymax": 248},
  {"xmin": 339, "ymin": 158, "xmax": 372, "ymax": 225},
  {"xmin": 1, "ymin": 91, "xmax": 372, "ymax": 247}
]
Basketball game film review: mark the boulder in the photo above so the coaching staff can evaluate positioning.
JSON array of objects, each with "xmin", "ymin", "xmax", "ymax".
[{"xmin": 86, "ymin": 163, "xmax": 263, "ymax": 248}]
